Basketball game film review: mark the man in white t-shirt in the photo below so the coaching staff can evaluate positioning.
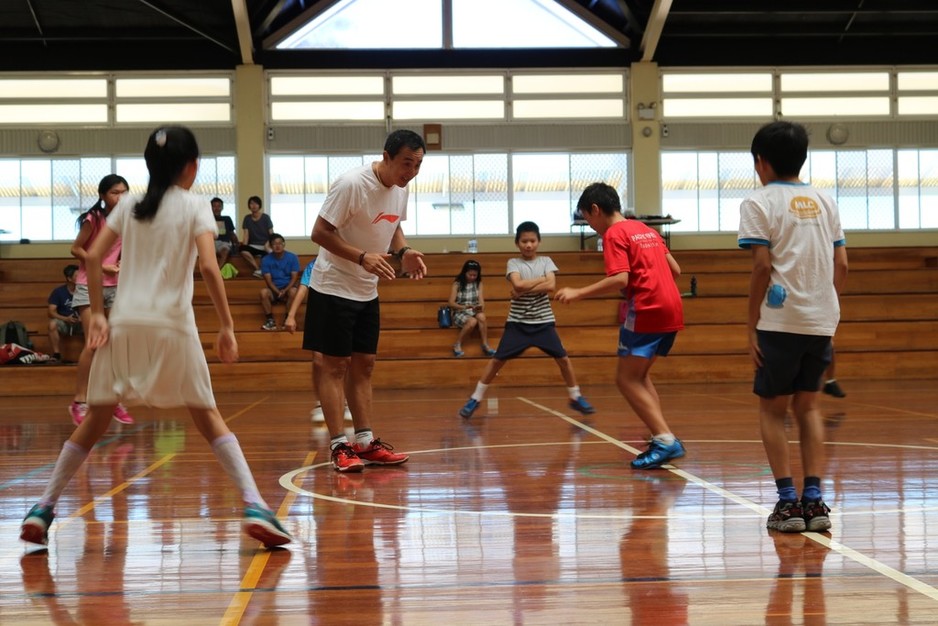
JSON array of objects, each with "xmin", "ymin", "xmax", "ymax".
[
  {"xmin": 303, "ymin": 129, "xmax": 427, "ymax": 472},
  {"xmin": 738, "ymin": 120, "xmax": 848, "ymax": 535}
]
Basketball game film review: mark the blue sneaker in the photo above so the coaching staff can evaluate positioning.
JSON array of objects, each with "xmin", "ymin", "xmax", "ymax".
[
  {"xmin": 568, "ymin": 396, "xmax": 596, "ymax": 415},
  {"xmin": 243, "ymin": 503, "xmax": 292, "ymax": 548},
  {"xmin": 459, "ymin": 398, "xmax": 479, "ymax": 418},
  {"xmin": 20, "ymin": 504, "xmax": 55, "ymax": 545},
  {"xmin": 630, "ymin": 438, "xmax": 686, "ymax": 470}
]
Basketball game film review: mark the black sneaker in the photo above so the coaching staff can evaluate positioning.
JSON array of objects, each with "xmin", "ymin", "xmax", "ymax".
[
  {"xmin": 822, "ymin": 380, "xmax": 846, "ymax": 398},
  {"xmin": 767, "ymin": 499, "xmax": 806, "ymax": 533},
  {"xmin": 802, "ymin": 499, "xmax": 832, "ymax": 532}
]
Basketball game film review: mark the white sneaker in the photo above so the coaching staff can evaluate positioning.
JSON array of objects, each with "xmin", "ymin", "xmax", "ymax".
[{"xmin": 310, "ymin": 405, "xmax": 324, "ymax": 422}]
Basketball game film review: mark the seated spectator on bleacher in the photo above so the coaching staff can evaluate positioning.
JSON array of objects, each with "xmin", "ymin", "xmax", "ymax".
[
  {"xmin": 47, "ymin": 264, "xmax": 83, "ymax": 362},
  {"xmin": 259, "ymin": 233, "xmax": 300, "ymax": 331},
  {"xmin": 211, "ymin": 197, "xmax": 239, "ymax": 267}
]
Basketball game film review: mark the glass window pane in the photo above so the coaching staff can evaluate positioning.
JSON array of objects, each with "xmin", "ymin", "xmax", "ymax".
[
  {"xmin": 116, "ymin": 78, "xmax": 230, "ymax": 98},
  {"xmin": 662, "ymin": 73, "xmax": 772, "ymax": 93},
  {"xmin": 513, "ymin": 99, "xmax": 623, "ymax": 119},
  {"xmin": 278, "ymin": 0, "xmax": 442, "ymax": 49},
  {"xmin": 393, "ymin": 75, "xmax": 504, "ymax": 95},
  {"xmin": 513, "ymin": 74, "xmax": 623, "ymax": 94},
  {"xmin": 272, "ymin": 101, "xmax": 384, "ymax": 121},
  {"xmin": 781, "ymin": 97, "xmax": 889, "ymax": 117},
  {"xmin": 898, "ymin": 96, "xmax": 938, "ymax": 116},
  {"xmin": 512, "ymin": 154, "xmax": 571, "ymax": 233},
  {"xmin": 393, "ymin": 100, "xmax": 504, "ymax": 120},
  {"xmin": 0, "ymin": 104, "xmax": 107, "ymax": 124},
  {"xmin": 116, "ymin": 103, "xmax": 231, "ymax": 123},
  {"xmin": 271, "ymin": 75, "xmax": 384, "ymax": 96},
  {"xmin": 897, "ymin": 72, "xmax": 938, "ymax": 91},
  {"xmin": 780, "ymin": 72, "xmax": 889, "ymax": 92},
  {"xmin": 453, "ymin": 0, "xmax": 616, "ymax": 48},
  {"xmin": 472, "ymin": 154, "xmax": 509, "ymax": 235},
  {"xmin": 0, "ymin": 79, "xmax": 107, "ymax": 99},
  {"xmin": 663, "ymin": 98, "xmax": 772, "ymax": 118}
]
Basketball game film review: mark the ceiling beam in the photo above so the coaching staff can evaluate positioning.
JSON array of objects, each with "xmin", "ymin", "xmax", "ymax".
[
  {"xmin": 554, "ymin": 0, "xmax": 631, "ymax": 47},
  {"xmin": 639, "ymin": 0, "xmax": 672, "ymax": 62},
  {"xmin": 263, "ymin": 0, "xmax": 343, "ymax": 49},
  {"xmin": 25, "ymin": 0, "xmax": 48, "ymax": 48},
  {"xmin": 231, "ymin": 0, "xmax": 254, "ymax": 63},
  {"xmin": 133, "ymin": 0, "xmax": 235, "ymax": 53}
]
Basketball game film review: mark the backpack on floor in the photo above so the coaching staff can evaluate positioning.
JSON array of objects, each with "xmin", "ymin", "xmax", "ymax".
[{"xmin": 1, "ymin": 320, "xmax": 31, "ymax": 350}]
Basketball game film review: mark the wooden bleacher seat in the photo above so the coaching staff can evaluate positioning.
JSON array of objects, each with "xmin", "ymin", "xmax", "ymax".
[{"xmin": 1, "ymin": 247, "xmax": 936, "ymax": 397}]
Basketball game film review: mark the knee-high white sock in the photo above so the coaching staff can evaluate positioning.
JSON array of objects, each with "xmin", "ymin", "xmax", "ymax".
[
  {"xmin": 39, "ymin": 440, "xmax": 90, "ymax": 507},
  {"xmin": 211, "ymin": 433, "xmax": 266, "ymax": 508}
]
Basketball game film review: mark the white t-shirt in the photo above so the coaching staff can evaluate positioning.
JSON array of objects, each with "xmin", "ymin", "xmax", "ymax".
[
  {"xmin": 506, "ymin": 256, "xmax": 558, "ymax": 324},
  {"xmin": 106, "ymin": 186, "xmax": 217, "ymax": 333},
  {"xmin": 738, "ymin": 181, "xmax": 846, "ymax": 336},
  {"xmin": 311, "ymin": 163, "xmax": 409, "ymax": 301}
]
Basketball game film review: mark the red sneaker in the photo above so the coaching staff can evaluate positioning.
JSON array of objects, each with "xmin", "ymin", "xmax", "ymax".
[
  {"xmin": 353, "ymin": 439, "xmax": 409, "ymax": 466},
  {"xmin": 331, "ymin": 443, "xmax": 365, "ymax": 473},
  {"xmin": 112, "ymin": 403, "xmax": 135, "ymax": 424}
]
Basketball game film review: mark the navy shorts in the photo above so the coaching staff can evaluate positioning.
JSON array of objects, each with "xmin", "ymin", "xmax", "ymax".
[
  {"xmin": 753, "ymin": 330, "xmax": 833, "ymax": 398},
  {"xmin": 302, "ymin": 288, "xmax": 380, "ymax": 357},
  {"xmin": 493, "ymin": 322, "xmax": 567, "ymax": 360}
]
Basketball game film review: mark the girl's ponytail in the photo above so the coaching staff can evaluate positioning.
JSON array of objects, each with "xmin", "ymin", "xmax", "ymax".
[{"xmin": 134, "ymin": 126, "xmax": 200, "ymax": 222}]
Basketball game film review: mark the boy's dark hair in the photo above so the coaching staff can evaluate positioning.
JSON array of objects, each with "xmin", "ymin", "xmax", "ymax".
[
  {"xmin": 384, "ymin": 129, "xmax": 427, "ymax": 158},
  {"xmin": 210, "ymin": 197, "xmax": 223, "ymax": 205},
  {"xmin": 515, "ymin": 221, "xmax": 541, "ymax": 243},
  {"xmin": 577, "ymin": 182, "xmax": 622, "ymax": 216},
  {"xmin": 751, "ymin": 121, "xmax": 809, "ymax": 178},
  {"xmin": 76, "ymin": 173, "xmax": 129, "ymax": 228},
  {"xmin": 63, "ymin": 264, "xmax": 79, "ymax": 278},
  {"xmin": 134, "ymin": 126, "xmax": 200, "ymax": 222},
  {"xmin": 455, "ymin": 259, "xmax": 483, "ymax": 288},
  {"xmin": 248, "ymin": 195, "xmax": 263, "ymax": 208},
  {"xmin": 268, "ymin": 233, "xmax": 285, "ymax": 245}
]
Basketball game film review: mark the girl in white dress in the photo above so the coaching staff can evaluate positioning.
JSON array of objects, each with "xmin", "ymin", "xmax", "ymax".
[{"xmin": 21, "ymin": 126, "xmax": 291, "ymax": 549}]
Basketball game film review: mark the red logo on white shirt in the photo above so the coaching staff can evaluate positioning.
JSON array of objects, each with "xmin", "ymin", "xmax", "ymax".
[{"xmin": 372, "ymin": 212, "xmax": 400, "ymax": 224}]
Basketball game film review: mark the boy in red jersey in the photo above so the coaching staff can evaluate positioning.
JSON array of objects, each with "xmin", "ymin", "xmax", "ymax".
[{"xmin": 556, "ymin": 182, "xmax": 685, "ymax": 469}]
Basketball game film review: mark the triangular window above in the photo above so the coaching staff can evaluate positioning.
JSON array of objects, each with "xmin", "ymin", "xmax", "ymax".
[{"xmin": 277, "ymin": 0, "xmax": 617, "ymax": 50}]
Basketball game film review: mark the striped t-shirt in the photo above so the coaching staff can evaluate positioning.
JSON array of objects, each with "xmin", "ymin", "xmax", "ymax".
[{"xmin": 506, "ymin": 256, "xmax": 558, "ymax": 324}]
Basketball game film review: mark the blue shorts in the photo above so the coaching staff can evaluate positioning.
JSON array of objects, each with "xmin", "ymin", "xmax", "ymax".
[
  {"xmin": 617, "ymin": 328, "xmax": 677, "ymax": 359},
  {"xmin": 753, "ymin": 330, "xmax": 832, "ymax": 398}
]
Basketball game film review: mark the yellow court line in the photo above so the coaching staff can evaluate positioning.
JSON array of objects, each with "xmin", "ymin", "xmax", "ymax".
[
  {"xmin": 221, "ymin": 451, "xmax": 317, "ymax": 626},
  {"xmin": 224, "ymin": 397, "xmax": 271, "ymax": 424}
]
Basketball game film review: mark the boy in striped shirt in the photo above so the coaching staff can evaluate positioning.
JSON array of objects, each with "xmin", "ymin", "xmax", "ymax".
[{"xmin": 459, "ymin": 221, "xmax": 594, "ymax": 418}]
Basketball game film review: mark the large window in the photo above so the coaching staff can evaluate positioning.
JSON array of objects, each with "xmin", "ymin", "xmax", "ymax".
[
  {"xmin": 662, "ymin": 148, "xmax": 938, "ymax": 232},
  {"xmin": 0, "ymin": 156, "xmax": 236, "ymax": 242},
  {"xmin": 267, "ymin": 152, "xmax": 629, "ymax": 237}
]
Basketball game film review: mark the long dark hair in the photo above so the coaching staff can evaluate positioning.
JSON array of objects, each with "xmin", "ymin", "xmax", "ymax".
[
  {"xmin": 75, "ymin": 173, "xmax": 129, "ymax": 229},
  {"xmin": 134, "ymin": 126, "xmax": 200, "ymax": 222},
  {"xmin": 455, "ymin": 259, "xmax": 483, "ymax": 289}
]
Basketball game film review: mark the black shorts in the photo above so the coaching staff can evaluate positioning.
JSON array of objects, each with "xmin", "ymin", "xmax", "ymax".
[
  {"xmin": 493, "ymin": 321, "xmax": 568, "ymax": 360},
  {"xmin": 753, "ymin": 330, "xmax": 833, "ymax": 398},
  {"xmin": 302, "ymin": 288, "xmax": 380, "ymax": 357},
  {"xmin": 242, "ymin": 244, "xmax": 267, "ymax": 258}
]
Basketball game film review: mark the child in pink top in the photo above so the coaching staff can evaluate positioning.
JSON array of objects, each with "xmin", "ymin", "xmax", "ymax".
[{"xmin": 68, "ymin": 174, "xmax": 134, "ymax": 426}]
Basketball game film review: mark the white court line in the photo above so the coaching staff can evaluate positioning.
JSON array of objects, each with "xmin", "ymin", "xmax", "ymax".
[{"xmin": 516, "ymin": 395, "xmax": 938, "ymax": 603}]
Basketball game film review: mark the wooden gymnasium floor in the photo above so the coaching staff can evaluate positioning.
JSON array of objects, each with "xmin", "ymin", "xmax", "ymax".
[{"xmin": 1, "ymin": 379, "xmax": 937, "ymax": 625}]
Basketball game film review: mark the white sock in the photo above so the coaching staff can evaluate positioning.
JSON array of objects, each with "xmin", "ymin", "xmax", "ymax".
[
  {"xmin": 355, "ymin": 429, "xmax": 374, "ymax": 447},
  {"xmin": 567, "ymin": 386, "xmax": 581, "ymax": 400},
  {"xmin": 211, "ymin": 434, "xmax": 266, "ymax": 508},
  {"xmin": 39, "ymin": 440, "xmax": 89, "ymax": 506},
  {"xmin": 330, "ymin": 435, "xmax": 349, "ymax": 450},
  {"xmin": 653, "ymin": 433, "xmax": 676, "ymax": 446},
  {"xmin": 471, "ymin": 382, "xmax": 489, "ymax": 401}
]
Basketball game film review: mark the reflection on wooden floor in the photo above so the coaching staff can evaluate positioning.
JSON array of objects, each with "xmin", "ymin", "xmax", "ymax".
[{"xmin": 2, "ymin": 380, "xmax": 937, "ymax": 624}]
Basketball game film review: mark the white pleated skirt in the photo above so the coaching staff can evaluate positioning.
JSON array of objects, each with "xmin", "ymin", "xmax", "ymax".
[{"xmin": 87, "ymin": 323, "xmax": 216, "ymax": 409}]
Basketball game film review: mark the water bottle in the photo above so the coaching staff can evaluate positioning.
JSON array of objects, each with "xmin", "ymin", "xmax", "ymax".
[
  {"xmin": 596, "ymin": 236, "xmax": 603, "ymax": 252},
  {"xmin": 468, "ymin": 239, "xmax": 478, "ymax": 254}
]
